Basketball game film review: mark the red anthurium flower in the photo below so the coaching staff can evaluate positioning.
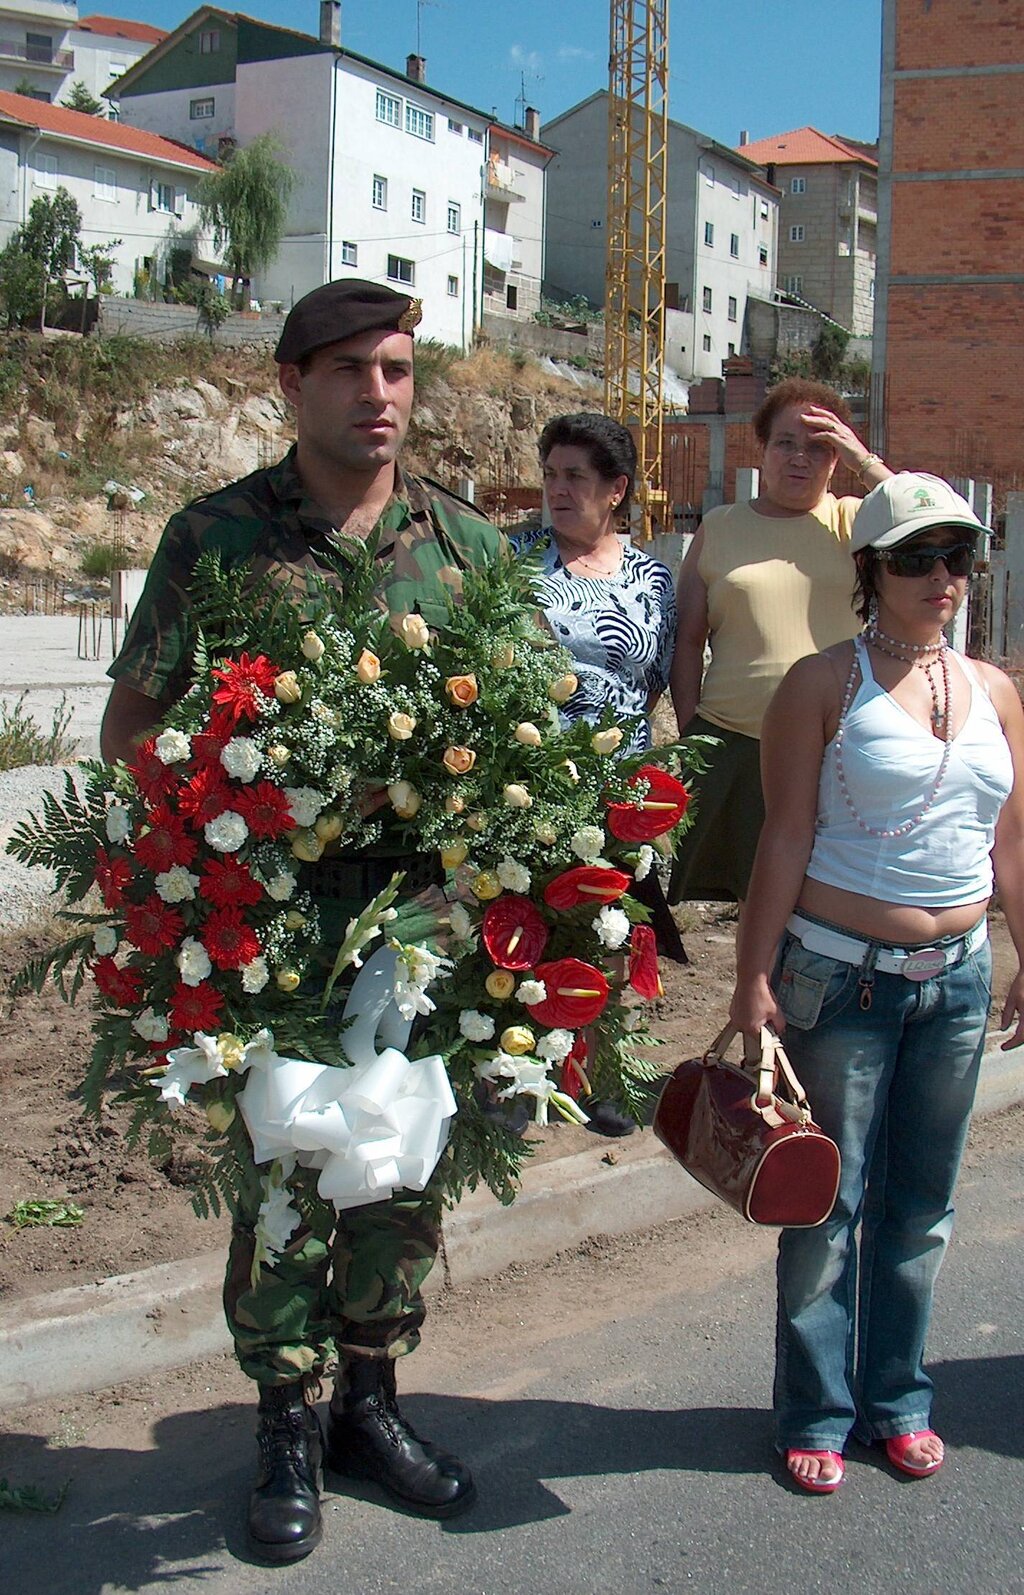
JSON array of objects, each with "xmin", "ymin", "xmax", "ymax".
[
  {"xmin": 234, "ymin": 781, "xmax": 296, "ymax": 838},
  {"xmin": 628, "ymin": 924, "xmax": 662, "ymax": 999},
  {"xmin": 202, "ymin": 907, "xmax": 261, "ymax": 970},
  {"xmin": 191, "ymin": 708, "xmax": 236, "ymax": 769},
  {"xmin": 94, "ymin": 846, "xmax": 133, "ymax": 908},
  {"xmin": 134, "ymin": 805, "xmax": 198, "ymax": 873},
  {"xmin": 543, "ymin": 865, "xmax": 632, "ymax": 911},
  {"xmin": 169, "ymin": 979, "xmax": 224, "ymax": 1033},
  {"xmin": 127, "ymin": 737, "xmax": 178, "ymax": 804},
  {"xmin": 481, "ymin": 896, "xmax": 549, "ymax": 970},
  {"xmin": 92, "ymin": 955, "xmax": 144, "ymax": 1008},
  {"xmin": 211, "ymin": 652, "xmax": 280, "ymax": 725},
  {"xmin": 125, "ymin": 894, "xmax": 185, "ymax": 956},
  {"xmin": 606, "ymin": 764, "xmax": 690, "ymax": 842},
  {"xmin": 200, "ymin": 855, "xmax": 263, "ymax": 910},
  {"xmin": 178, "ymin": 766, "xmax": 234, "ymax": 828},
  {"xmin": 530, "ymin": 958, "xmax": 609, "ymax": 1026},
  {"xmin": 559, "ymin": 1032, "xmax": 589, "ymax": 1100}
]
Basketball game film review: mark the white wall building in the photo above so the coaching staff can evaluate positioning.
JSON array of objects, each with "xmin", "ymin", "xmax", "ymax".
[
  {"xmin": 0, "ymin": 3, "xmax": 164, "ymax": 112},
  {"xmin": 112, "ymin": 5, "xmax": 491, "ymax": 347},
  {"xmin": 483, "ymin": 110, "xmax": 553, "ymax": 323},
  {"xmin": 0, "ymin": 87, "xmax": 221, "ymax": 296}
]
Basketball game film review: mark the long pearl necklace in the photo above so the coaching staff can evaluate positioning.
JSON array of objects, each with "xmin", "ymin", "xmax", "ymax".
[{"xmin": 833, "ymin": 630, "xmax": 953, "ymax": 839}]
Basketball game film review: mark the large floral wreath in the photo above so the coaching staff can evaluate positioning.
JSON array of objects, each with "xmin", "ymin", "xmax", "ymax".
[{"xmin": 9, "ymin": 542, "xmax": 709, "ymax": 1258}]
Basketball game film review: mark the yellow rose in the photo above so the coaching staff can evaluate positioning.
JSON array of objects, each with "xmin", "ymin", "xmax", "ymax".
[
  {"xmin": 267, "ymin": 743, "xmax": 291, "ymax": 768},
  {"xmin": 443, "ymin": 745, "xmax": 476, "ymax": 776},
  {"xmin": 400, "ymin": 613, "xmax": 431, "ymax": 650},
  {"xmin": 388, "ymin": 780, "xmax": 422, "ymax": 819},
  {"xmin": 388, "ymin": 711, "xmax": 417, "ymax": 741},
  {"xmin": 205, "ymin": 1099, "xmax": 236, "ymax": 1133},
  {"xmin": 466, "ymin": 811, "xmax": 488, "ymax": 832},
  {"xmin": 301, "ymin": 630, "xmax": 325, "ymax": 662},
  {"xmin": 441, "ymin": 840, "xmax": 469, "ymax": 869},
  {"xmin": 514, "ymin": 721, "xmax": 542, "ymax": 747},
  {"xmin": 217, "ymin": 1032, "xmax": 246, "ymax": 1072},
  {"xmin": 445, "ymin": 673, "xmax": 479, "ymax": 707},
  {"xmin": 472, "ymin": 871, "xmax": 503, "ymax": 901},
  {"xmin": 314, "ymin": 811, "xmax": 344, "ymax": 842},
  {"xmin": 503, "ymin": 783, "xmax": 532, "ymax": 808},
  {"xmin": 500, "ymin": 1025, "xmax": 535, "ymax": 1056},
  {"xmin": 534, "ymin": 820, "xmax": 558, "ymax": 845},
  {"xmin": 492, "ymin": 643, "xmax": 516, "ymax": 670},
  {"xmin": 276, "ymin": 968, "xmax": 301, "ymax": 993},
  {"xmin": 485, "ymin": 970, "xmax": 516, "ymax": 1000},
  {"xmin": 445, "ymin": 794, "xmax": 466, "ymax": 814},
  {"xmin": 548, "ymin": 672, "xmax": 579, "ymax": 704},
  {"xmin": 591, "ymin": 727, "xmax": 624, "ymax": 755},
  {"xmin": 290, "ymin": 828, "xmax": 324, "ymax": 862},
  {"xmin": 284, "ymin": 910, "xmax": 307, "ymax": 931},
  {"xmin": 355, "ymin": 648, "xmax": 381, "ymax": 684},
  {"xmin": 274, "ymin": 670, "xmax": 302, "ymax": 704}
]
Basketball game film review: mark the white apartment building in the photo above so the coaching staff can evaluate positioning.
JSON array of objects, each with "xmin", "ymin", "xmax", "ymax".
[
  {"xmin": 484, "ymin": 110, "xmax": 553, "ymax": 322},
  {"xmin": 543, "ymin": 91, "xmax": 779, "ymax": 380},
  {"xmin": 0, "ymin": 3, "xmax": 164, "ymax": 111},
  {"xmin": 112, "ymin": 4, "xmax": 491, "ymax": 348},
  {"xmin": 0, "ymin": 87, "xmax": 221, "ymax": 295}
]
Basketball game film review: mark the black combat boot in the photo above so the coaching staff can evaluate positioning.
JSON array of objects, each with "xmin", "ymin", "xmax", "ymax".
[
  {"xmin": 326, "ymin": 1358, "xmax": 476, "ymax": 1518},
  {"xmin": 247, "ymin": 1382, "xmax": 324, "ymax": 1563}
]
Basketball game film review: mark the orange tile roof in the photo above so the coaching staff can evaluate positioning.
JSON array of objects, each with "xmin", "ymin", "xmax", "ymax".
[
  {"xmin": 77, "ymin": 14, "xmax": 168, "ymax": 45},
  {"xmin": 738, "ymin": 126, "xmax": 877, "ymax": 168},
  {"xmin": 0, "ymin": 90, "xmax": 218, "ymax": 172}
]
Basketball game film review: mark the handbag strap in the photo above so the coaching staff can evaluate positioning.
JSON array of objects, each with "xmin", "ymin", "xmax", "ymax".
[{"xmin": 708, "ymin": 1024, "xmax": 812, "ymax": 1115}]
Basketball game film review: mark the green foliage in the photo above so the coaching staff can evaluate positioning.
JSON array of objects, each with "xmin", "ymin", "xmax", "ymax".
[
  {"xmin": 0, "ymin": 692, "xmax": 77, "ymax": 771},
  {"xmin": 62, "ymin": 80, "xmax": 104, "ymax": 115},
  {"xmin": 411, "ymin": 338, "xmax": 459, "ymax": 403},
  {"xmin": 22, "ymin": 188, "xmax": 81, "ymax": 283},
  {"xmin": 79, "ymin": 239, "xmax": 122, "ymax": 294},
  {"xmin": 79, "ymin": 539, "xmax": 119, "ymax": 579},
  {"xmin": 534, "ymin": 293, "xmax": 593, "ymax": 327},
  {"xmin": 6, "ymin": 1198, "xmax": 84, "ymax": 1228},
  {"xmin": 841, "ymin": 355, "xmax": 872, "ymax": 395},
  {"xmin": 199, "ymin": 134, "xmax": 295, "ymax": 308},
  {"xmin": 0, "ymin": 237, "xmax": 44, "ymax": 328},
  {"xmin": 0, "ymin": 1477, "xmax": 69, "ymax": 1514},
  {"xmin": 811, "ymin": 322, "xmax": 850, "ymax": 385},
  {"xmin": 178, "ymin": 280, "xmax": 231, "ymax": 341}
]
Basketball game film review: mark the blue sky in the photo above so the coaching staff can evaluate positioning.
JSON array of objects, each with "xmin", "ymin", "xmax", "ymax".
[{"xmin": 94, "ymin": 1, "xmax": 883, "ymax": 147}]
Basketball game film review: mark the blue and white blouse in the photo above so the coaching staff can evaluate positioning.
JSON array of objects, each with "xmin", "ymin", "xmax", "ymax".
[{"xmin": 514, "ymin": 525, "xmax": 677, "ymax": 752}]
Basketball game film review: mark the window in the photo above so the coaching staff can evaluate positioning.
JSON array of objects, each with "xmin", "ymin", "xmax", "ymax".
[
  {"xmin": 109, "ymin": 60, "xmax": 127, "ymax": 78},
  {"xmin": 25, "ymin": 31, "xmax": 53, "ymax": 63},
  {"xmin": 447, "ymin": 274, "xmax": 459, "ymax": 297},
  {"xmin": 447, "ymin": 201, "xmax": 461, "ymax": 234},
  {"xmin": 758, "ymin": 244, "xmax": 769, "ymax": 266},
  {"xmin": 154, "ymin": 182, "xmax": 177, "ymax": 213},
  {"xmin": 789, "ymin": 224, "xmax": 805, "ymax": 243},
  {"xmin": 93, "ymin": 164, "xmax": 117, "ymax": 202},
  {"xmin": 34, "ymin": 152, "xmax": 58, "ymax": 189},
  {"xmin": 869, "ymin": 278, "xmax": 876, "ymax": 299},
  {"xmin": 376, "ymin": 89, "xmax": 401, "ymax": 127},
  {"xmin": 411, "ymin": 188, "xmax": 426, "ymax": 223},
  {"xmin": 190, "ymin": 96, "xmax": 215, "ymax": 119},
  {"xmin": 702, "ymin": 334, "xmax": 712, "ymax": 352},
  {"xmin": 702, "ymin": 286, "xmax": 712, "ymax": 312},
  {"xmin": 727, "ymin": 295, "xmax": 738, "ymax": 322},
  {"xmin": 405, "ymin": 103, "xmax": 434, "ymax": 140},
  {"xmin": 448, "ymin": 118, "xmax": 463, "ymax": 134},
  {"xmin": 760, "ymin": 199, "xmax": 769, "ymax": 220},
  {"xmin": 467, "ymin": 127, "xmax": 484, "ymax": 143},
  {"xmin": 199, "ymin": 29, "xmax": 220, "ymax": 53},
  {"xmin": 341, "ymin": 240, "xmax": 358, "ymax": 266},
  {"xmin": 506, "ymin": 284, "xmax": 518, "ymax": 311},
  {"xmin": 728, "ymin": 341, "xmax": 736, "ymax": 356},
  {"xmin": 730, "ymin": 232, "xmax": 739, "ymax": 258},
  {"xmin": 387, "ymin": 254, "xmax": 414, "ymax": 285},
  {"xmin": 784, "ymin": 274, "xmax": 803, "ymax": 294},
  {"xmin": 372, "ymin": 174, "xmax": 387, "ymax": 209},
  {"xmin": 791, "ymin": 176, "xmax": 806, "ymax": 194},
  {"xmin": 704, "ymin": 221, "xmax": 714, "ymax": 246}
]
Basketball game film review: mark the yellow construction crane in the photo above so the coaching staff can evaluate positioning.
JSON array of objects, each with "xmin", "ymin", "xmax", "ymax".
[{"xmin": 604, "ymin": 0, "xmax": 669, "ymax": 538}]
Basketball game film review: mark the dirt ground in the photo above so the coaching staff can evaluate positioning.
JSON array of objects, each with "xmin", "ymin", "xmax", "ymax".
[{"xmin": 0, "ymin": 904, "xmax": 1016, "ymax": 1309}]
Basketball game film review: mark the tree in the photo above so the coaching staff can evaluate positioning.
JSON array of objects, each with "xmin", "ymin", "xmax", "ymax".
[
  {"xmin": 810, "ymin": 322, "xmax": 850, "ymax": 386},
  {"xmin": 199, "ymin": 133, "xmax": 295, "ymax": 309},
  {"xmin": 0, "ymin": 237, "xmax": 44, "ymax": 328},
  {"xmin": 63, "ymin": 80, "xmax": 105, "ymax": 115},
  {"xmin": 20, "ymin": 187, "xmax": 82, "ymax": 331},
  {"xmin": 79, "ymin": 239, "xmax": 123, "ymax": 294}
]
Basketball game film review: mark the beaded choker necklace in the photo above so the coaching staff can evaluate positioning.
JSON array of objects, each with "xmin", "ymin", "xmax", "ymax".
[{"xmin": 833, "ymin": 631, "xmax": 952, "ymax": 839}]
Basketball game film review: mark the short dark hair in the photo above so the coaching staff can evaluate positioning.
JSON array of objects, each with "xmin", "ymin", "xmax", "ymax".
[
  {"xmin": 753, "ymin": 378, "xmax": 852, "ymax": 446},
  {"xmin": 538, "ymin": 412, "xmax": 638, "ymax": 512}
]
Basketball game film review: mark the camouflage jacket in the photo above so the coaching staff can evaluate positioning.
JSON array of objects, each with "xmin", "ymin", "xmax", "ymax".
[{"xmin": 109, "ymin": 446, "xmax": 501, "ymax": 705}]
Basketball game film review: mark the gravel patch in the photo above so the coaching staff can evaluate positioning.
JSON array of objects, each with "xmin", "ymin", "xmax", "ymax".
[{"xmin": 0, "ymin": 764, "xmax": 90, "ymax": 935}]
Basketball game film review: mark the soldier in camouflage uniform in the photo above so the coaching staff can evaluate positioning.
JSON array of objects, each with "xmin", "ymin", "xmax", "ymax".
[{"xmin": 101, "ymin": 280, "xmax": 499, "ymax": 1563}]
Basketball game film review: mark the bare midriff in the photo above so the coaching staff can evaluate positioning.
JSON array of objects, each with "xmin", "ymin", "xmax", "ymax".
[{"xmin": 796, "ymin": 876, "xmax": 989, "ymax": 946}]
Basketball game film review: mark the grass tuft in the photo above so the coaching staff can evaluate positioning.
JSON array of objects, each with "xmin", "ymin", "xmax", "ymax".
[{"xmin": 0, "ymin": 693, "xmax": 77, "ymax": 770}]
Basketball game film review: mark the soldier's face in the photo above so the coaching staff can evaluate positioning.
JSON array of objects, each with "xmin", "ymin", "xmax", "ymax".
[{"xmin": 280, "ymin": 329, "xmax": 415, "ymax": 475}]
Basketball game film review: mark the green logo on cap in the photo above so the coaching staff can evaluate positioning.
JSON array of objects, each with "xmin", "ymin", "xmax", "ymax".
[{"xmin": 913, "ymin": 488, "xmax": 936, "ymax": 508}]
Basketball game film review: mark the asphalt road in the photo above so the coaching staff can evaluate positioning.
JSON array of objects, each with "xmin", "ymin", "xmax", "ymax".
[{"xmin": 3, "ymin": 1110, "xmax": 1023, "ymax": 1595}]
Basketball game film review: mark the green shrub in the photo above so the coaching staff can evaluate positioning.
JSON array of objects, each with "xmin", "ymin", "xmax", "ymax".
[
  {"xmin": 79, "ymin": 539, "xmax": 118, "ymax": 578},
  {"xmin": 0, "ymin": 692, "xmax": 77, "ymax": 769}
]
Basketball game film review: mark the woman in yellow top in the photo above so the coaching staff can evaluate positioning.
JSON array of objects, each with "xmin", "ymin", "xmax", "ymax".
[{"xmin": 669, "ymin": 378, "xmax": 892, "ymax": 906}]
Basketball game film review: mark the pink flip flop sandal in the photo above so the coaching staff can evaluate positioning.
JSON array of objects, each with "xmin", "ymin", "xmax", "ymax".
[
  {"xmin": 884, "ymin": 1430, "xmax": 944, "ymax": 1477},
  {"xmin": 785, "ymin": 1449, "xmax": 845, "ymax": 1493}
]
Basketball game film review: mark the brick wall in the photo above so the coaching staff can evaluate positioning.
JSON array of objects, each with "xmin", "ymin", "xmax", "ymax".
[
  {"xmin": 895, "ymin": 0, "xmax": 1024, "ymax": 68},
  {"xmin": 893, "ymin": 75, "xmax": 1024, "ymax": 170}
]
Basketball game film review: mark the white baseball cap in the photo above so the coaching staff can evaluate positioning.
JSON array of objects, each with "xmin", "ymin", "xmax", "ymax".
[{"xmin": 850, "ymin": 471, "xmax": 987, "ymax": 554}]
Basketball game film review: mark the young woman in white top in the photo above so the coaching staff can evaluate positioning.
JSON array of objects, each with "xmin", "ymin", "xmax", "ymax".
[{"xmin": 729, "ymin": 473, "xmax": 1024, "ymax": 1494}]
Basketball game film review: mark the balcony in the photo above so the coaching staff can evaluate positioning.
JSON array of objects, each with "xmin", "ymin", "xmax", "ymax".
[
  {"xmin": 0, "ymin": 38, "xmax": 74, "ymax": 70},
  {"xmin": 485, "ymin": 157, "xmax": 525, "ymax": 204}
]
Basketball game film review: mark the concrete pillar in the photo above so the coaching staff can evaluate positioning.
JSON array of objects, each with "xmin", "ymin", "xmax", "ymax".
[{"xmin": 735, "ymin": 466, "xmax": 759, "ymax": 503}]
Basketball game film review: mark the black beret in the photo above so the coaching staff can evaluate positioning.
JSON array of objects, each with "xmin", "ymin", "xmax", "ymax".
[{"xmin": 274, "ymin": 278, "xmax": 422, "ymax": 364}]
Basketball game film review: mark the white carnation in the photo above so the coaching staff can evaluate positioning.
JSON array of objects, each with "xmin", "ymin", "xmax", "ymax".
[
  {"xmin": 497, "ymin": 856, "xmax": 531, "ymax": 894},
  {"xmin": 593, "ymin": 904, "xmax": 631, "ymax": 950},
  {"xmin": 265, "ymin": 871, "xmax": 297, "ymax": 902},
  {"xmin": 255, "ymin": 1180, "xmax": 302, "ymax": 1259},
  {"xmin": 285, "ymin": 786, "xmax": 325, "ymax": 827},
  {"xmin": 634, "ymin": 845, "xmax": 655, "ymax": 882},
  {"xmin": 105, "ymin": 804, "xmax": 132, "ymax": 845},
  {"xmin": 132, "ymin": 1007, "xmax": 169, "ymax": 1043},
  {"xmin": 155, "ymin": 728, "xmax": 191, "ymax": 765},
  {"xmin": 458, "ymin": 1009, "xmax": 496, "ymax": 1042},
  {"xmin": 93, "ymin": 925, "xmax": 118, "ymax": 957},
  {"xmin": 571, "ymin": 825, "xmax": 605, "ymax": 863},
  {"xmin": 448, "ymin": 902, "xmax": 474, "ymax": 942},
  {"xmin": 536, "ymin": 1028, "xmax": 575, "ymax": 1062},
  {"xmin": 220, "ymin": 737, "xmax": 263, "ymax": 783},
  {"xmin": 516, "ymin": 979, "xmax": 547, "ymax": 1007},
  {"xmin": 205, "ymin": 810, "xmax": 249, "ymax": 853},
  {"xmin": 241, "ymin": 955, "xmax": 270, "ymax": 993},
  {"xmin": 155, "ymin": 865, "xmax": 200, "ymax": 904},
  {"xmin": 177, "ymin": 936, "xmax": 212, "ymax": 986}
]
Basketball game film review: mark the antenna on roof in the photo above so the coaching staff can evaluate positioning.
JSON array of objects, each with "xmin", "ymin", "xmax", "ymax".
[
  {"xmin": 512, "ymin": 64, "xmax": 544, "ymax": 128},
  {"xmin": 415, "ymin": 0, "xmax": 444, "ymax": 57}
]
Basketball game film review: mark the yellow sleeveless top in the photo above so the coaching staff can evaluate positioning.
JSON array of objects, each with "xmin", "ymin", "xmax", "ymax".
[{"xmin": 697, "ymin": 493, "xmax": 861, "ymax": 739}]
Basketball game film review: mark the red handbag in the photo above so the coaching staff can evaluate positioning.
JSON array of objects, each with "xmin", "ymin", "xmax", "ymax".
[{"xmin": 653, "ymin": 1024, "xmax": 841, "ymax": 1227}]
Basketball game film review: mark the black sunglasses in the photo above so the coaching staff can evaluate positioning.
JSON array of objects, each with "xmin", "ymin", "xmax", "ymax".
[{"xmin": 881, "ymin": 541, "xmax": 976, "ymax": 579}]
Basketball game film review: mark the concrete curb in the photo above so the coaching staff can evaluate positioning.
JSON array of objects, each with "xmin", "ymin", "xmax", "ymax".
[{"xmin": 2, "ymin": 1041, "xmax": 1022, "ymax": 1411}]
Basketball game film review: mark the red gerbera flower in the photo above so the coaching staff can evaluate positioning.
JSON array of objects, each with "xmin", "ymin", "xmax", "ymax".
[
  {"xmin": 134, "ymin": 805, "xmax": 198, "ymax": 873},
  {"xmin": 211, "ymin": 652, "xmax": 280, "ymax": 726},
  {"xmin": 124, "ymin": 893, "xmax": 185, "ymax": 956},
  {"xmin": 177, "ymin": 765, "xmax": 234, "ymax": 829},
  {"xmin": 201, "ymin": 907, "xmax": 261, "ymax": 970},
  {"xmin": 234, "ymin": 780, "xmax": 295, "ymax": 838},
  {"xmin": 606, "ymin": 765, "xmax": 690, "ymax": 842},
  {"xmin": 127, "ymin": 737, "xmax": 180, "ymax": 804},
  {"xmin": 191, "ymin": 707, "xmax": 237, "ymax": 769},
  {"xmin": 92, "ymin": 955, "xmax": 145, "ymax": 1008},
  {"xmin": 94, "ymin": 846, "xmax": 133, "ymax": 908},
  {"xmin": 169, "ymin": 979, "xmax": 224, "ymax": 1033},
  {"xmin": 200, "ymin": 855, "xmax": 263, "ymax": 910}
]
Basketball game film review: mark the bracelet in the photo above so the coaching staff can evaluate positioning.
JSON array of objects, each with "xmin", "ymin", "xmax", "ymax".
[{"xmin": 857, "ymin": 453, "xmax": 883, "ymax": 480}]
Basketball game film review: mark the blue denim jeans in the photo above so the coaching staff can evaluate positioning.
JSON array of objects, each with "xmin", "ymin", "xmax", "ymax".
[{"xmin": 771, "ymin": 922, "xmax": 992, "ymax": 1452}]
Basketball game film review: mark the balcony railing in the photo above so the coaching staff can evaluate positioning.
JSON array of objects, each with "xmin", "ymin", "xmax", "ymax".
[{"xmin": 0, "ymin": 39, "xmax": 74, "ymax": 69}]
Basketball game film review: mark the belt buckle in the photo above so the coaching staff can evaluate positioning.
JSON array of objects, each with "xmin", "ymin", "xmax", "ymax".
[{"xmin": 901, "ymin": 948, "xmax": 947, "ymax": 982}]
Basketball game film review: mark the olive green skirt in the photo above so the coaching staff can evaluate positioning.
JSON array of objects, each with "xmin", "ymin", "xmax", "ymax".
[{"xmin": 669, "ymin": 714, "xmax": 764, "ymax": 904}]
